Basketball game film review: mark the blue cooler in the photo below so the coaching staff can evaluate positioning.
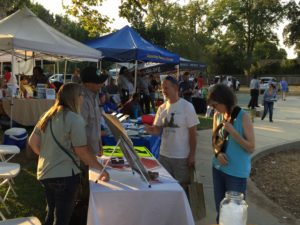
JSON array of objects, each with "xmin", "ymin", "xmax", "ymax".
[{"xmin": 3, "ymin": 128, "xmax": 28, "ymax": 149}]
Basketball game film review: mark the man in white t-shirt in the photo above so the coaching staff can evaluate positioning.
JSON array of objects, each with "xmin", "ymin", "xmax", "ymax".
[{"xmin": 145, "ymin": 75, "xmax": 199, "ymax": 191}]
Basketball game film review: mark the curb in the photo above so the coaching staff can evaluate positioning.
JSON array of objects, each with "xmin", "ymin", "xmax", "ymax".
[{"xmin": 249, "ymin": 140, "xmax": 300, "ymax": 225}]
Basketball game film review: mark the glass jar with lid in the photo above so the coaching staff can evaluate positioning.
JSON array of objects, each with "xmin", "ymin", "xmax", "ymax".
[{"xmin": 219, "ymin": 191, "xmax": 248, "ymax": 225}]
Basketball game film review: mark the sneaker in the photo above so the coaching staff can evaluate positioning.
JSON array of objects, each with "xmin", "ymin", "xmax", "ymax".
[{"xmin": 270, "ymin": 120, "xmax": 273, "ymax": 122}]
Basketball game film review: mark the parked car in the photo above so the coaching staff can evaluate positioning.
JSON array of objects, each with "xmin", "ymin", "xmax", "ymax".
[
  {"xmin": 49, "ymin": 74, "xmax": 72, "ymax": 83},
  {"xmin": 259, "ymin": 76, "xmax": 279, "ymax": 94},
  {"xmin": 214, "ymin": 75, "xmax": 240, "ymax": 91}
]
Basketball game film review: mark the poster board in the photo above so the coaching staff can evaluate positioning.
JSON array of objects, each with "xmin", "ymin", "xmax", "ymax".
[
  {"xmin": 46, "ymin": 88, "xmax": 56, "ymax": 99},
  {"xmin": 102, "ymin": 113, "xmax": 151, "ymax": 183}
]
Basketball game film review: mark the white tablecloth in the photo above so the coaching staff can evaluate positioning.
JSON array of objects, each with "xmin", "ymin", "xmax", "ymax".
[{"xmin": 88, "ymin": 161, "xmax": 195, "ymax": 225}]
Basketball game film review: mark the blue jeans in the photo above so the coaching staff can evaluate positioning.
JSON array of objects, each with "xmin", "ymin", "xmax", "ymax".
[
  {"xmin": 213, "ymin": 167, "xmax": 247, "ymax": 223},
  {"xmin": 40, "ymin": 174, "xmax": 80, "ymax": 225},
  {"xmin": 262, "ymin": 101, "xmax": 274, "ymax": 121}
]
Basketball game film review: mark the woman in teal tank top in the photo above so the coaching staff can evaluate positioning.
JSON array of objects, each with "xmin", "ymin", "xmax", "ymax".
[{"xmin": 207, "ymin": 84, "xmax": 255, "ymax": 223}]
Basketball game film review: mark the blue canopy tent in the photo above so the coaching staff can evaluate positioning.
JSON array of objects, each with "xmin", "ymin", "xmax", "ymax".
[
  {"xmin": 138, "ymin": 57, "xmax": 206, "ymax": 76},
  {"xmin": 85, "ymin": 25, "xmax": 180, "ymax": 89},
  {"xmin": 179, "ymin": 57, "xmax": 206, "ymax": 70}
]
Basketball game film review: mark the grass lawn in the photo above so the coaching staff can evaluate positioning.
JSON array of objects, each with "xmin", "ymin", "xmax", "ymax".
[
  {"xmin": 0, "ymin": 151, "xmax": 45, "ymax": 221},
  {"xmin": 197, "ymin": 114, "xmax": 213, "ymax": 130}
]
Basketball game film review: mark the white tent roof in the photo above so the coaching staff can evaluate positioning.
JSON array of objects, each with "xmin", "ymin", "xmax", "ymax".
[{"xmin": 0, "ymin": 7, "xmax": 102, "ymax": 61}]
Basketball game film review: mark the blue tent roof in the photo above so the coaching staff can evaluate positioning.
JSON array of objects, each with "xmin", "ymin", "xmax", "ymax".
[
  {"xmin": 85, "ymin": 25, "xmax": 180, "ymax": 64},
  {"xmin": 180, "ymin": 57, "xmax": 206, "ymax": 70}
]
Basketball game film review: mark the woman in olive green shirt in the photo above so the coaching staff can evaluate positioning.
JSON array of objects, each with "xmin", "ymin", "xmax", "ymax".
[{"xmin": 29, "ymin": 83, "xmax": 109, "ymax": 225}]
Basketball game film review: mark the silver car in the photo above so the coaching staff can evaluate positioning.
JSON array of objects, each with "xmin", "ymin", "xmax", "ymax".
[
  {"xmin": 49, "ymin": 74, "xmax": 72, "ymax": 83},
  {"xmin": 259, "ymin": 76, "xmax": 278, "ymax": 94}
]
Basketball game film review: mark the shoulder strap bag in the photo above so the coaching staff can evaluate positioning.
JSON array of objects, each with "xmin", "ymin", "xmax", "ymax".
[{"xmin": 49, "ymin": 119, "xmax": 82, "ymax": 173}]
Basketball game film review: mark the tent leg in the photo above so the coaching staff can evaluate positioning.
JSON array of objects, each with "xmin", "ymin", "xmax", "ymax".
[
  {"xmin": 64, "ymin": 60, "xmax": 67, "ymax": 83},
  {"xmin": 134, "ymin": 60, "xmax": 138, "ymax": 93}
]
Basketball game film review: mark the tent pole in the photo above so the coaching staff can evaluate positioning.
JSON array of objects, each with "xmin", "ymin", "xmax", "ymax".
[
  {"xmin": 41, "ymin": 59, "xmax": 43, "ymax": 69},
  {"xmin": 33, "ymin": 52, "xmax": 36, "ymax": 67},
  {"xmin": 10, "ymin": 50, "xmax": 15, "ymax": 128},
  {"xmin": 64, "ymin": 60, "xmax": 67, "ymax": 83},
  {"xmin": 57, "ymin": 62, "xmax": 59, "ymax": 74},
  {"xmin": 17, "ymin": 60, "xmax": 21, "ymax": 91},
  {"xmin": 99, "ymin": 60, "xmax": 102, "ymax": 71},
  {"xmin": 134, "ymin": 60, "xmax": 138, "ymax": 93},
  {"xmin": 0, "ymin": 62, "xmax": 2, "ymax": 76}
]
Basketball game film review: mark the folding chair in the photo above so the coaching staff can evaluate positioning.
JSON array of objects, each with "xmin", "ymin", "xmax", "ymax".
[
  {"xmin": 0, "ymin": 210, "xmax": 5, "ymax": 220},
  {"xmin": 0, "ymin": 163, "xmax": 21, "ymax": 214},
  {"xmin": 0, "ymin": 145, "xmax": 20, "ymax": 162},
  {"xmin": 0, "ymin": 216, "xmax": 41, "ymax": 225}
]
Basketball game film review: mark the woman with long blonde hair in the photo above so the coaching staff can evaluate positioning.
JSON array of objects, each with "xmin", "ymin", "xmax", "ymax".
[{"xmin": 29, "ymin": 83, "xmax": 109, "ymax": 225}]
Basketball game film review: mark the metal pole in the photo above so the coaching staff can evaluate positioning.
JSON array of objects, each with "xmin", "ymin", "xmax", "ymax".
[
  {"xmin": 0, "ymin": 62, "xmax": 3, "ymax": 76},
  {"xmin": 10, "ymin": 50, "xmax": 15, "ymax": 128},
  {"xmin": 57, "ymin": 61, "xmax": 59, "ymax": 74},
  {"xmin": 64, "ymin": 60, "xmax": 67, "ymax": 83},
  {"xmin": 134, "ymin": 60, "xmax": 138, "ymax": 93}
]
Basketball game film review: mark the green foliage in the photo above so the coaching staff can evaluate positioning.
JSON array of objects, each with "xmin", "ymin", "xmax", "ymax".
[
  {"xmin": 207, "ymin": 0, "xmax": 286, "ymax": 74},
  {"xmin": 0, "ymin": 0, "xmax": 30, "ymax": 19},
  {"xmin": 253, "ymin": 42, "xmax": 287, "ymax": 61},
  {"xmin": 250, "ymin": 60, "xmax": 281, "ymax": 75},
  {"xmin": 280, "ymin": 59, "xmax": 300, "ymax": 74},
  {"xmin": 118, "ymin": 0, "xmax": 211, "ymax": 65},
  {"xmin": 283, "ymin": 1, "xmax": 300, "ymax": 55},
  {"xmin": 62, "ymin": 0, "xmax": 112, "ymax": 37},
  {"xmin": 0, "ymin": 1, "xmax": 90, "ymax": 42},
  {"xmin": 2, "ymin": 0, "xmax": 297, "ymax": 75},
  {"xmin": 249, "ymin": 58, "xmax": 300, "ymax": 75},
  {"xmin": 29, "ymin": 3, "xmax": 90, "ymax": 41}
]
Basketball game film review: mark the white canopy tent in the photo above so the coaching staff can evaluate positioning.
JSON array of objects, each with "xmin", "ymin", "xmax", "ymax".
[
  {"xmin": 0, "ymin": 7, "xmax": 103, "ymax": 128},
  {"xmin": 0, "ymin": 7, "xmax": 102, "ymax": 78}
]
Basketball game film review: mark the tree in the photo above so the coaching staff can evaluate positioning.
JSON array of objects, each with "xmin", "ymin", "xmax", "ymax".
[
  {"xmin": 283, "ymin": 1, "xmax": 300, "ymax": 56},
  {"xmin": 253, "ymin": 42, "xmax": 287, "ymax": 60},
  {"xmin": 62, "ymin": 0, "xmax": 112, "ymax": 37},
  {"xmin": 0, "ymin": 0, "xmax": 30, "ymax": 19},
  {"xmin": 207, "ymin": 0, "xmax": 287, "ymax": 74},
  {"xmin": 121, "ymin": 1, "xmax": 212, "ymax": 63},
  {"xmin": 28, "ymin": 3, "xmax": 90, "ymax": 42},
  {"xmin": 119, "ymin": 0, "xmax": 149, "ymax": 29}
]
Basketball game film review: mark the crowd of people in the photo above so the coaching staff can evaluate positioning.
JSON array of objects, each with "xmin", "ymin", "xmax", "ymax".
[
  {"xmin": 247, "ymin": 74, "xmax": 289, "ymax": 122},
  {"xmin": 17, "ymin": 64, "xmax": 288, "ymax": 225},
  {"xmin": 24, "ymin": 66, "xmax": 206, "ymax": 225}
]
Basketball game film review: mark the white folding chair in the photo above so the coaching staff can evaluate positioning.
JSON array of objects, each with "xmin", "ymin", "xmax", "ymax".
[
  {"xmin": 0, "ymin": 163, "xmax": 21, "ymax": 214},
  {"xmin": 0, "ymin": 210, "xmax": 5, "ymax": 220},
  {"xmin": 0, "ymin": 145, "xmax": 20, "ymax": 162},
  {"xmin": 0, "ymin": 216, "xmax": 41, "ymax": 225}
]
